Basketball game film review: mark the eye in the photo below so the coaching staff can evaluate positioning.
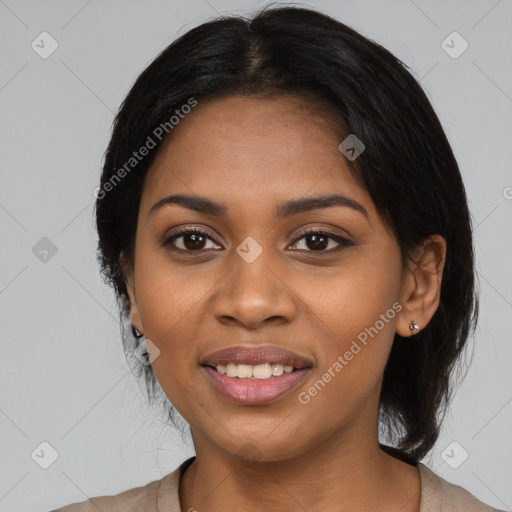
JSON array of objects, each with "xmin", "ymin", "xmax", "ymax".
[
  {"xmin": 162, "ymin": 226, "xmax": 353, "ymax": 254},
  {"xmin": 162, "ymin": 227, "xmax": 222, "ymax": 252},
  {"xmin": 289, "ymin": 227, "xmax": 353, "ymax": 253}
]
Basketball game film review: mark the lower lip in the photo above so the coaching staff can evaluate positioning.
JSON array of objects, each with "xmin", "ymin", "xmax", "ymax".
[{"xmin": 203, "ymin": 366, "xmax": 310, "ymax": 405}]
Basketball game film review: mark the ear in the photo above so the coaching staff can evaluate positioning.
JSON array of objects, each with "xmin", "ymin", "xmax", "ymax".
[
  {"xmin": 119, "ymin": 251, "xmax": 143, "ymax": 334},
  {"xmin": 396, "ymin": 235, "xmax": 446, "ymax": 337}
]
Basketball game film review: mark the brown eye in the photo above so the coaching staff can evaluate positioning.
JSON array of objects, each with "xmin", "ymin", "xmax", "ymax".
[
  {"xmin": 163, "ymin": 228, "xmax": 222, "ymax": 252},
  {"xmin": 290, "ymin": 228, "xmax": 353, "ymax": 252},
  {"xmin": 162, "ymin": 227, "xmax": 353, "ymax": 255}
]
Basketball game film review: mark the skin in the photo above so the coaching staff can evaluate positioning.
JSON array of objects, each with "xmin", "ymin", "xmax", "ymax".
[{"xmin": 121, "ymin": 94, "xmax": 446, "ymax": 512}]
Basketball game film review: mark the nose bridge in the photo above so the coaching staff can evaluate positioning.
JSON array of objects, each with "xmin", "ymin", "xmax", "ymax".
[{"xmin": 212, "ymin": 235, "xmax": 296, "ymax": 327}]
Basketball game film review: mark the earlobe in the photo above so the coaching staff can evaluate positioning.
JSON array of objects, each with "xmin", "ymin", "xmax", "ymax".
[{"xmin": 396, "ymin": 235, "xmax": 446, "ymax": 337}]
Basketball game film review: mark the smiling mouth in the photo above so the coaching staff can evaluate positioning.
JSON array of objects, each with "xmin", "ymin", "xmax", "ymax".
[
  {"xmin": 201, "ymin": 364, "xmax": 311, "ymax": 405},
  {"xmin": 203, "ymin": 362, "xmax": 301, "ymax": 380},
  {"xmin": 200, "ymin": 344, "xmax": 313, "ymax": 404}
]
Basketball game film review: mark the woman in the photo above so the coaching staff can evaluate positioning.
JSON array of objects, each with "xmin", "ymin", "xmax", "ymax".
[{"xmin": 51, "ymin": 5, "xmax": 505, "ymax": 511}]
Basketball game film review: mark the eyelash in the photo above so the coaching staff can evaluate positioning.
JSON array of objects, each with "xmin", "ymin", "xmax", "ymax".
[{"xmin": 161, "ymin": 226, "xmax": 353, "ymax": 255}]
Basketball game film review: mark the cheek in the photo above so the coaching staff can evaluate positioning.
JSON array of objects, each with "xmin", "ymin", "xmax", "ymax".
[
  {"xmin": 137, "ymin": 276, "xmax": 210, "ymax": 352},
  {"xmin": 306, "ymin": 249, "xmax": 401, "ymax": 337},
  {"xmin": 300, "ymin": 246, "xmax": 402, "ymax": 385},
  {"xmin": 321, "ymin": 278, "xmax": 399, "ymax": 341},
  {"xmin": 133, "ymin": 262, "xmax": 214, "ymax": 415},
  {"xmin": 133, "ymin": 243, "xmax": 214, "ymax": 363}
]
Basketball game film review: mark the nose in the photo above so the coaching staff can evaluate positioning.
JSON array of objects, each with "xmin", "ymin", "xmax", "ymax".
[{"xmin": 211, "ymin": 246, "xmax": 298, "ymax": 331}]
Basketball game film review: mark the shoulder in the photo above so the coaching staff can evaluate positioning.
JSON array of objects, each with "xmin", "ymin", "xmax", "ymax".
[
  {"xmin": 48, "ymin": 477, "xmax": 160, "ymax": 512},
  {"xmin": 48, "ymin": 460, "xmax": 188, "ymax": 512},
  {"xmin": 417, "ymin": 462, "xmax": 506, "ymax": 512}
]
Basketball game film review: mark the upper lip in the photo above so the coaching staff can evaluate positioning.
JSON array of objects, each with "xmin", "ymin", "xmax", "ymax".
[{"xmin": 201, "ymin": 345, "xmax": 313, "ymax": 369}]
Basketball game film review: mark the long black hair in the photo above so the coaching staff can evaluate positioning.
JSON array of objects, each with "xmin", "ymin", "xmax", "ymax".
[{"xmin": 94, "ymin": 4, "xmax": 478, "ymax": 463}]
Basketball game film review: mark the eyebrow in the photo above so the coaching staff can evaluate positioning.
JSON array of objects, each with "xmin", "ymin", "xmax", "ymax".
[{"xmin": 149, "ymin": 193, "xmax": 368, "ymax": 219}]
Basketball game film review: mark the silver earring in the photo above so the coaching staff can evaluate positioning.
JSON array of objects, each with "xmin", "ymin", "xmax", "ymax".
[
  {"xmin": 409, "ymin": 321, "xmax": 419, "ymax": 333},
  {"xmin": 131, "ymin": 324, "xmax": 144, "ymax": 338}
]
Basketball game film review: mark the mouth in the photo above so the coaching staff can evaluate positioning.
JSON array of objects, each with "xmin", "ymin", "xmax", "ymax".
[
  {"xmin": 205, "ymin": 362, "xmax": 299, "ymax": 379},
  {"xmin": 201, "ymin": 345, "xmax": 312, "ymax": 405}
]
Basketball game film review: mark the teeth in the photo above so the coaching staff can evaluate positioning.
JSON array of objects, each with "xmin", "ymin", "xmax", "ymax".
[
  {"xmin": 253, "ymin": 363, "xmax": 272, "ymax": 379},
  {"xmin": 226, "ymin": 363, "xmax": 238, "ymax": 377},
  {"xmin": 272, "ymin": 364, "xmax": 284, "ymax": 376},
  {"xmin": 237, "ymin": 364, "xmax": 253, "ymax": 378},
  {"xmin": 213, "ymin": 362, "xmax": 297, "ymax": 379}
]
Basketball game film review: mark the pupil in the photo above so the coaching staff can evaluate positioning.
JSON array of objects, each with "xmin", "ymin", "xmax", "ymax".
[
  {"xmin": 185, "ymin": 233, "xmax": 205, "ymax": 250},
  {"xmin": 307, "ymin": 234, "xmax": 327, "ymax": 250}
]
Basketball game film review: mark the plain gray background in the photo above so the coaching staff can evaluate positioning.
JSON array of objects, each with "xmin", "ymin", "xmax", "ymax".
[{"xmin": 1, "ymin": 0, "xmax": 511, "ymax": 510}]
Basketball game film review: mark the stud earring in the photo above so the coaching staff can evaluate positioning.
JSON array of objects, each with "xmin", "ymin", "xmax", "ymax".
[
  {"xmin": 131, "ymin": 324, "xmax": 144, "ymax": 338},
  {"xmin": 409, "ymin": 321, "xmax": 419, "ymax": 333}
]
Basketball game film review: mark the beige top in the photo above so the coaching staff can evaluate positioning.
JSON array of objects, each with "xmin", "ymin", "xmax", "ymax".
[{"xmin": 51, "ymin": 457, "xmax": 506, "ymax": 512}]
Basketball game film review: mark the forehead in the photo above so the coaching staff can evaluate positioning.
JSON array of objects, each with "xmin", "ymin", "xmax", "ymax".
[{"xmin": 140, "ymin": 95, "xmax": 372, "ymax": 219}]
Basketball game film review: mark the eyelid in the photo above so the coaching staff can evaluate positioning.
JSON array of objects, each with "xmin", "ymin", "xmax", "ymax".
[{"xmin": 291, "ymin": 225, "xmax": 352, "ymax": 244}]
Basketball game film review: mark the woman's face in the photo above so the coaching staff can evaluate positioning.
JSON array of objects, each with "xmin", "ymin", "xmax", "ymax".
[{"xmin": 124, "ymin": 94, "xmax": 414, "ymax": 461}]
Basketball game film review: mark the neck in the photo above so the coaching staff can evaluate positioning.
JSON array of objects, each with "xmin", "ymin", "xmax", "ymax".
[{"xmin": 178, "ymin": 424, "xmax": 421, "ymax": 512}]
